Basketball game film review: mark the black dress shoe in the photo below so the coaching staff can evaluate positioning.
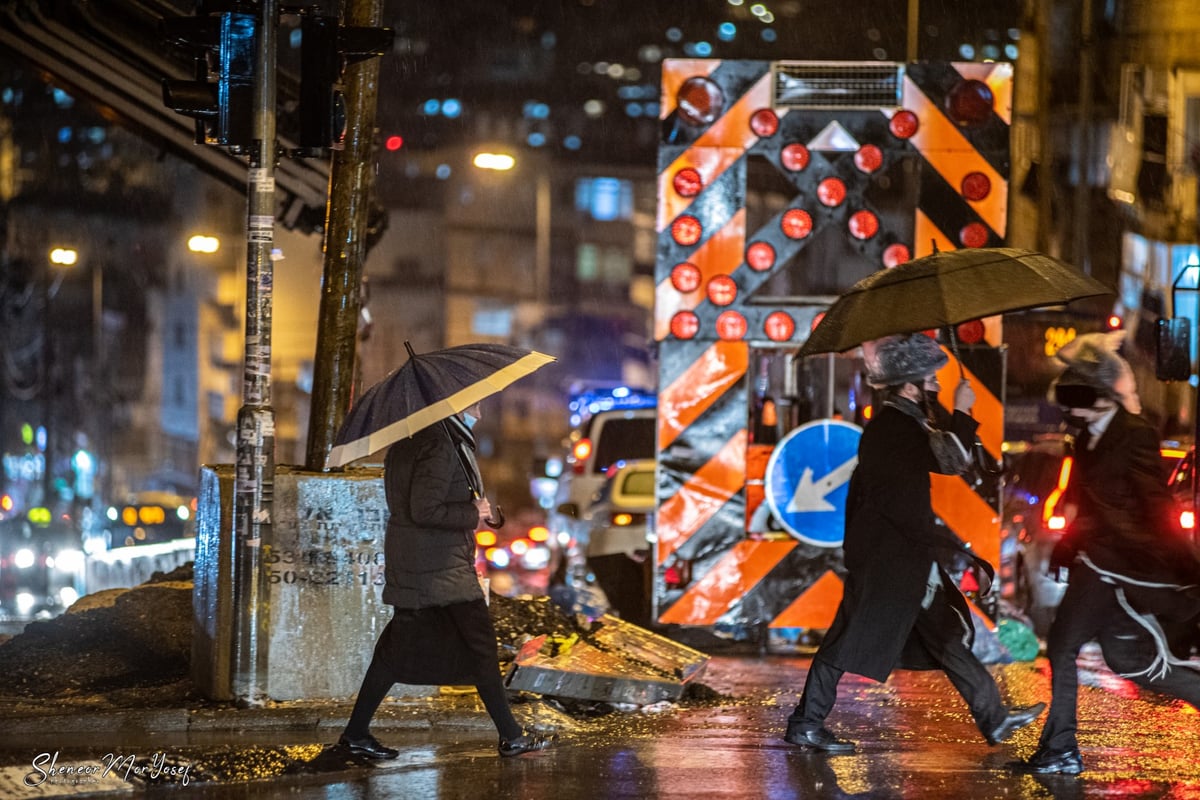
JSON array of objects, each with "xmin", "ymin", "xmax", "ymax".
[
  {"xmin": 1021, "ymin": 746, "xmax": 1084, "ymax": 775},
  {"xmin": 499, "ymin": 731, "xmax": 554, "ymax": 757},
  {"xmin": 986, "ymin": 702, "xmax": 1047, "ymax": 745},
  {"xmin": 783, "ymin": 727, "xmax": 856, "ymax": 753},
  {"xmin": 338, "ymin": 733, "xmax": 400, "ymax": 760}
]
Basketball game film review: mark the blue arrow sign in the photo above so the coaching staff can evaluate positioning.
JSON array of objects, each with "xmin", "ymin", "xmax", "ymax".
[{"xmin": 764, "ymin": 419, "xmax": 863, "ymax": 547}]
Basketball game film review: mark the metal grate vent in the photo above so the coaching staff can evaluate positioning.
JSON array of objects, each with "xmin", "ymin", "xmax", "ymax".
[{"xmin": 774, "ymin": 63, "xmax": 903, "ymax": 109}]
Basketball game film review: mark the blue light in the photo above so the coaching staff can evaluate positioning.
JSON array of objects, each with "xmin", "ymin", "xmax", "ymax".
[
  {"xmin": 52, "ymin": 88, "xmax": 74, "ymax": 108},
  {"xmin": 761, "ymin": 28, "xmax": 777, "ymax": 42},
  {"xmin": 625, "ymin": 103, "xmax": 643, "ymax": 117},
  {"xmin": 435, "ymin": 164, "xmax": 452, "ymax": 180},
  {"xmin": 57, "ymin": 126, "xmax": 72, "ymax": 144},
  {"xmin": 1, "ymin": 88, "xmax": 12, "ymax": 104},
  {"xmin": 422, "ymin": 98, "xmax": 441, "ymax": 115},
  {"xmin": 528, "ymin": 132, "xmax": 546, "ymax": 147},
  {"xmin": 441, "ymin": 98, "xmax": 462, "ymax": 118},
  {"xmin": 695, "ymin": 41, "xmax": 713, "ymax": 56},
  {"xmin": 564, "ymin": 135, "xmax": 582, "ymax": 150},
  {"xmin": 959, "ymin": 43, "xmax": 976, "ymax": 59},
  {"xmin": 290, "ymin": 28, "xmax": 302, "ymax": 48},
  {"xmin": 523, "ymin": 101, "xmax": 551, "ymax": 120},
  {"xmin": 718, "ymin": 22, "xmax": 737, "ymax": 41},
  {"xmin": 666, "ymin": 27, "xmax": 683, "ymax": 42}
]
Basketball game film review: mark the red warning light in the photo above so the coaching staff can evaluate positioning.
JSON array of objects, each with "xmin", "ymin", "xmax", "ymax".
[
  {"xmin": 670, "ymin": 262, "xmax": 702, "ymax": 293},
  {"xmin": 746, "ymin": 242, "xmax": 776, "ymax": 271},
  {"xmin": 781, "ymin": 208, "xmax": 813, "ymax": 240},
  {"xmin": 673, "ymin": 167, "xmax": 703, "ymax": 197},
  {"xmin": 889, "ymin": 110, "xmax": 919, "ymax": 139},
  {"xmin": 764, "ymin": 311, "xmax": 796, "ymax": 342},
  {"xmin": 961, "ymin": 171, "xmax": 991, "ymax": 202},
  {"xmin": 707, "ymin": 275, "xmax": 738, "ymax": 306},
  {"xmin": 818, "ymin": 178, "xmax": 846, "ymax": 207},
  {"xmin": 959, "ymin": 222, "xmax": 989, "ymax": 248},
  {"xmin": 882, "ymin": 243, "xmax": 911, "ymax": 267},
  {"xmin": 715, "ymin": 310, "xmax": 748, "ymax": 340},
  {"xmin": 670, "ymin": 311, "xmax": 700, "ymax": 339},
  {"xmin": 781, "ymin": 143, "xmax": 811, "ymax": 171},
  {"xmin": 671, "ymin": 215, "xmax": 703, "ymax": 246},
  {"xmin": 677, "ymin": 77, "xmax": 725, "ymax": 126},
  {"xmin": 385, "ymin": 135, "xmax": 404, "ymax": 151},
  {"xmin": 946, "ymin": 79, "xmax": 995, "ymax": 128},
  {"xmin": 854, "ymin": 144, "xmax": 883, "ymax": 174},
  {"xmin": 956, "ymin": 319, "xmax": 986, "ymax": 344},
  {"xmin": 750, "ymin": 108, "xmax": 779, "ymax": 137},
  {"xmin": 848, "ymin": 210, "xmax": 879, "ymax": 240}
]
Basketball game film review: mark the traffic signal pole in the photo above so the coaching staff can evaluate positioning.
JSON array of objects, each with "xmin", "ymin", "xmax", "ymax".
[{"xmin": 232, "ymin": 0, "xmax": 277, "ymax": 706}]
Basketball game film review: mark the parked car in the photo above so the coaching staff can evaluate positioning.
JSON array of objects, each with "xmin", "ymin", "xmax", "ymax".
[
  {"xmin": 1001, "ymin": 433, "xmax": 1195, "ymax": 639},
  {"xmin": 557, "ymin": 459, "xmax": 655, "ymax": 627},
  {"xmin": 547, "ymin": 400, "xmax": 657, "ymax": 552}
]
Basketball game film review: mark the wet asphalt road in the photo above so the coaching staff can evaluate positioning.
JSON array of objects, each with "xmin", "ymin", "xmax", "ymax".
[{"xmin": 1, "ymin": 646, "xmax": 1196, "ymax": 799}]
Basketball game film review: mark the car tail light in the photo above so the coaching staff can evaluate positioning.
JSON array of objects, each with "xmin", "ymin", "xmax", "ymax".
[
  {"xmin": 571, "ymin": 438, "xmax": 593, "ymax": 473},
  {"xmin": 1181, "ymin": 510, "xmax": 1195, "ymax": 530},
  {"xmin": 663, "ymin": 560, "xmax": 692, "ymax": 589},
  {"xmin": 611, "ymin": 512, "xmax": 646, "ymax": 527},
  {"xmin": 1043, "ymin": 455, "xmax": 1074, "ymax": 528}
]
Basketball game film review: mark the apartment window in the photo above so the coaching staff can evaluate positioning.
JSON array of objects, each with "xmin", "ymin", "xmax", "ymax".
[{"xmin": 575, "ymin": 177, "xmax": 633, "ymax": 221}]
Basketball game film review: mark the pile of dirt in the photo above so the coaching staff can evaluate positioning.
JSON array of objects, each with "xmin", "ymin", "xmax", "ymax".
[{"xmin": 0, "ymin": 563, "xmax": 194, "ymax": 700}]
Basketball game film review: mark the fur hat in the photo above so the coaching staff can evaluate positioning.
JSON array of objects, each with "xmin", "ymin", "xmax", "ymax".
[
  {"xmin": 1049, "ymin": 331, "xmax": 1141, "ymax": 413},
  {"xmin": 862, "ymin": 333, "xmax": 948, "ymax": 388}
]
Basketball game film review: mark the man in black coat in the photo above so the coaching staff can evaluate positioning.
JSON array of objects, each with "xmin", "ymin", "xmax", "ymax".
[
  {"xmin": 785, "ymin": 333, "xmax": 1044, "ymax": 752},
  {"xmin": 1020, "ymin": 333, "xmax": 1200, "ymax": 775}
]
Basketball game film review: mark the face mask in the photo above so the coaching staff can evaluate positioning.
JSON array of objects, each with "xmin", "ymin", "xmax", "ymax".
[
  {"xmin": 1061, "ymin": 411, "xmax": 1090, "ymax": 430},
  {"xmin": 462, "ymin": 412, "xmax": 479, "ymax": 430}
]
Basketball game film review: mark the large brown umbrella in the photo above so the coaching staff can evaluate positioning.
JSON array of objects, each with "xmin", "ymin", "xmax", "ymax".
[{"xmin": 797, "ymin": 247, "xmax": 1112, "ymax": 357}]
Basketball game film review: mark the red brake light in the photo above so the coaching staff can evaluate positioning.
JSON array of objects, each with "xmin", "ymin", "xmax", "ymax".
[{"xmin": 572, "ymin": 438, "xmax": 593, "ymax": 473}]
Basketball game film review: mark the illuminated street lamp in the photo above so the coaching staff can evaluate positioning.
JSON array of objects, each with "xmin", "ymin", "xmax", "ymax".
[
  {"xmin": 188, "ymin": 234, "xmax": 221, "ymax": 254},
  {"xmin": 471, "ymin": 150, "xmax": 549, "ymax": 305},
  {"xmin": 49, "ymin": 247, "xmax": 78, "ymax": 266}
]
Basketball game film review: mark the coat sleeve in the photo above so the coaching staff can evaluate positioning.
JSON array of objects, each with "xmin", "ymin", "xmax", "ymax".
[{"xmin": 407, "ymin": 434, "xmax": 480, "ymax": 531}]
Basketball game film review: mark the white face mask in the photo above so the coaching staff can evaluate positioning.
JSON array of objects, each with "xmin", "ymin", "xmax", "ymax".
[{"xmin": 462, "ymin": 412, "xmax": 479, "ymax": 430}]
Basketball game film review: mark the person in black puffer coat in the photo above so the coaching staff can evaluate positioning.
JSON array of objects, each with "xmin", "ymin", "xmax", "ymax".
[{"xmin": 338, "ymin": 403, "xmax": 552, "ymax": 760}]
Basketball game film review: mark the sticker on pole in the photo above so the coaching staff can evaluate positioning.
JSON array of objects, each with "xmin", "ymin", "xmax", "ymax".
[{"xmin": 764, "ymin": 419, "xmax": 862, "ymax": 547}]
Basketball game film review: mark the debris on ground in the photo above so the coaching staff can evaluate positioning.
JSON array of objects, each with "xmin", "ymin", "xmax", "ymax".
[{"xmin": 0, "ymin": 565, "xmax": 726, "ymax": 714}]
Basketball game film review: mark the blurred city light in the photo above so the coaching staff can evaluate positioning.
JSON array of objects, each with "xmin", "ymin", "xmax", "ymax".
[
  {"xmin": 187, "ymin": 235, "xmax": 220, "ymax": 254},
  {"xmin": 49, "ymin": 247, "xmax": 78, "ymax": 266},
  {"xmin": 473, "ymin": 152, "xmax": 516, "ymax": 171}
]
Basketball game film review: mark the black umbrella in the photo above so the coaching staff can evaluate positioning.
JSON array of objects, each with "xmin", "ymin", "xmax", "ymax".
[
  {"xmin": 326, "ymin": 342, "xmax": 555, "ymax": 469},
  {"xmin": 797, "ymin": 247, "xmax": 1112, "ymax": 357}
]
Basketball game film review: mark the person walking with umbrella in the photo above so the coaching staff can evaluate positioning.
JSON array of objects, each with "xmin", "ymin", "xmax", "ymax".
[
  {"xmin": 330, "ymin": 343, "xmax": 555, "ymax": 760},
  {"xmin": 1019, "ymin": 333, "xmax": 1200, "ymax": 775},
  {"xmin": 783, "ymin": 332, "xmax": 1045, "ymax": 752}
]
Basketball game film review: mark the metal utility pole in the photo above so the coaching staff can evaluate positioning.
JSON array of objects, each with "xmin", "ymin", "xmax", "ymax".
[
  {"xmin": 232, "ymin": 0, "xmax": 277, "ymax": 706},
  {"xmin": 1073, "ymin": 0, "xmax": 1094, "ymax": 274},
  {"xmin": 305, "ymin": 0, "xmax": 386, "ymax": 471}
]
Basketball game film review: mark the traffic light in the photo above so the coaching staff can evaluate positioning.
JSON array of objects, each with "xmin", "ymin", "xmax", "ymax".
[
  {"xmin": 161, "ymin": 11, "xmax": 257, "ymax": 150},
  {"xmin": 295, "ymin": 15, "xmax": 392, "ymax": 157}
]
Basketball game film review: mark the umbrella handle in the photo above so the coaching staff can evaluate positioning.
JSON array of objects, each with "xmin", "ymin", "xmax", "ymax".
[{"xmin": 485, "ymin": 504, "xmax": 505, "ymax": 530}]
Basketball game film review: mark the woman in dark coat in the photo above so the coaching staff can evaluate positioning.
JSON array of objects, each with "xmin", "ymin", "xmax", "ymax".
[
  {"xmin": 784, "ymin": 333, "xmax": 1044, "ymax": 752},
  {"xmin": 338, "ymin": 403, "xmax": 551, "ymax": 759},
  {"xmin": 1020, "ymin": 333, "xmax": 1200, "ymax": 775}
]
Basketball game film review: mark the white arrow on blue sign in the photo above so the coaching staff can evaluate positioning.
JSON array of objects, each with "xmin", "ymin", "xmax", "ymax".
[{"xmin": 763, "ymin": 419, "xmax": 863, "ymax": 548}]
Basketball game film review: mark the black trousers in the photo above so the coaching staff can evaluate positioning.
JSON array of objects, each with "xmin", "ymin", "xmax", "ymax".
[
  {"xmin": 789, "ymin": 588, "xmax": 1006, "ymax": 739},
  {"xmin": 1040, "ymin": 566, "xmax": 1200, "ymax": 751}
]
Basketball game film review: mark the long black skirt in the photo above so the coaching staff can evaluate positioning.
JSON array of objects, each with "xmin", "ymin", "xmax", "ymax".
[{"xmin": 372, "ymin": 598, "xmax": 500, "ymax": 686}]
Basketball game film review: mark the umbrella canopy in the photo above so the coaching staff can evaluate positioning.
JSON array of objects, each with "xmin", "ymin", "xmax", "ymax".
[
  {"xmin": 327, "ymin": 342, "xmax": 555, "ymax": 468},
  {"xmin": 797, "ymin": 247, "xmax": 1112, "ymax": 357}
]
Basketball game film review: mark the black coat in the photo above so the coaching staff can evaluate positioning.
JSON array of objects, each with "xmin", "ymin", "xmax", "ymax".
[
  {"xmin": 816, "ymin": 399, "xmax": 982, "ymax": 682},
  {"xmin": 381, "ymin": 419, "xmax": 484, "ymax": 609},
  {"xmin": 1063, "ymin": 407, "xmax": 1200, "ymax": 620}
]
